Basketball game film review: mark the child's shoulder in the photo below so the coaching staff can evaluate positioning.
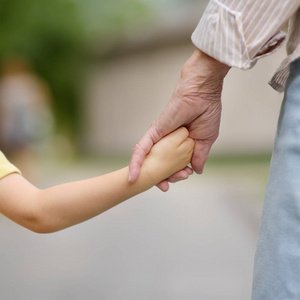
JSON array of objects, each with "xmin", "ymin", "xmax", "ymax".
[{"xmin": 0, "ymin": 151, "xmax": 21, "ymax": 180}]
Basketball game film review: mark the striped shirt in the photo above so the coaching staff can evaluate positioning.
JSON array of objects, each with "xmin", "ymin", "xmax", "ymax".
[{"xmin": 191, "ymin": 0, "xmax": 300, "ymax": 92}]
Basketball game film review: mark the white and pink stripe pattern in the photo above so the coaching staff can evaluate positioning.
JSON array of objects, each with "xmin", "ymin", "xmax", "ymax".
[{"xmin": 192, "ymin": 0, "xmax": 300, "ymax": 92}]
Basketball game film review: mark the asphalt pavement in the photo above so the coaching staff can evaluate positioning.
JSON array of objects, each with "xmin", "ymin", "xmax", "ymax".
[{"xmin": 0, "ymin": 159, "xmax": 265, "ymax": 300}]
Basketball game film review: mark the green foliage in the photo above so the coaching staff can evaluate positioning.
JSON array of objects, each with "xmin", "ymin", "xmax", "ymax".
[
  {"xmin": 0, "ymin": 0, "xmax": 84, "ymax": 134},
  {"xmin": 0, "ymin": 0, "xmax": 150, "ymax": 136},
  {"xmin": 75, "ymin": 0, "xmax": 151, "ymax": 40}
]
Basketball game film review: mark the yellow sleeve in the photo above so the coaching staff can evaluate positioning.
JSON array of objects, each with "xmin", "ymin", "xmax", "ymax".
[{"xmin": 0, "ymin": 151, "xmax": 21, "ymax": 179}]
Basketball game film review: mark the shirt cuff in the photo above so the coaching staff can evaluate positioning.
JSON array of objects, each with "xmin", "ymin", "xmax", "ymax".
[{"xmin": 191, "ymin": 0, "xmax": 286, "ymax": 69}]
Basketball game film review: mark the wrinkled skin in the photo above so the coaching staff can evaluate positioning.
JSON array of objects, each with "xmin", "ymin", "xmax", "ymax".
[{"xmin": 129, "ymin": 49, "xmax": 231, "ymax": 191}]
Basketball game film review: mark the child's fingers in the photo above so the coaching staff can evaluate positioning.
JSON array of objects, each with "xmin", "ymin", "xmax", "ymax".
[
  {"xmin": 179, "ymin": 137, "xmax": 195, "ymax": 152},
  {"xmin": 165, "ymin": 127, "xmax": 190, "ymax": 145}
]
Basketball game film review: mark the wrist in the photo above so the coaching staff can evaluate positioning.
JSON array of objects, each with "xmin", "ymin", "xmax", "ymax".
[
  {"xmin": 179, "ymin": 48, "xmax": 231, "ymax": 102},
  {"xmin": 183, "ymin": 48, "xmax": 231, "ymax": 79}
]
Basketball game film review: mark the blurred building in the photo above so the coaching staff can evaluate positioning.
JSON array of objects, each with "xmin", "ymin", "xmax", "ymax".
[{"xmin": 81, "ymin": 1, "xmax": 284, "ymax": 157}]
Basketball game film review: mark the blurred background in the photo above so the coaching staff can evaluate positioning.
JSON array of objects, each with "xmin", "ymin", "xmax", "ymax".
[{"xmin": 0, "ymin": 0, "xmax": 286, "ymax": 299}]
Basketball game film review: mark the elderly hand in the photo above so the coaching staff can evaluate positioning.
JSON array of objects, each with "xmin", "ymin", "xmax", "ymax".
[{"xmin": 129, "ymin": 49, "xmax": 230, "ymax": 191}]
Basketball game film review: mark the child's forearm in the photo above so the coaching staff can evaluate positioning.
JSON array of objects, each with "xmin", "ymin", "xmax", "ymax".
[
  {"xmin": 37, "ymin": 166, "xmax": 156, "ymax": 232},
  {"xmin": 1, "ymin": 166, "xmax": 157, "ymax": 233},
  {"xmin": 0, "ymin": 127, "xmax": 194, "ymax": 233}
]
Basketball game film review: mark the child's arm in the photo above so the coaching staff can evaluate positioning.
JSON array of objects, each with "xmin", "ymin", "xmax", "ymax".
[{"xmin": 0, "ymin": 127, "xmax": 194, "ymax": 233}]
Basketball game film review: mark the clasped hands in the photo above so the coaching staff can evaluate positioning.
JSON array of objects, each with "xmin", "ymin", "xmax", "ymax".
[{"xmin": 129, "ymin": 49, "xmax": 230, "ymax": 191}]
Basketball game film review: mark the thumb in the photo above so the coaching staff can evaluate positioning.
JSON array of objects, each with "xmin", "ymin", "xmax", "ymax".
[{"xmin": 129, "ymin": 131, "xmax": 157, "ymax": 183}]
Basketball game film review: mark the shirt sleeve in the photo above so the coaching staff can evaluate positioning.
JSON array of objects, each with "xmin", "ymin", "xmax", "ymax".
[
  {"xmin": 192, "ymin": 0, "xmax": 300, "ymax": 69},
  {"xmin": 0, "ymin": 151, "xmax": 21, "ymax": 180}
]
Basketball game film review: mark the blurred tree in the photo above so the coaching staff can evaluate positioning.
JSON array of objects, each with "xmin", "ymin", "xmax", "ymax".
[
  {"xmin": 0, "ymin": 0, "xmax": 84, "ymax": 136},
  {"xmin": 75, "ymin": 0, "xmax": 151, "ymax": 41},
  {"xmin": 0, "ymin": 0, "xmax": 151, "ymax": 139}
]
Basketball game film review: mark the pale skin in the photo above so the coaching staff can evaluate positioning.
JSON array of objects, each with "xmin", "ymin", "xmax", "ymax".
[
  {"xmin": 0, "ymin": 127, "xmax": 194, "ymax": 234},
  {"xmin": 130, "ymin": 49, "xmax": 231, "ymax": 191}
]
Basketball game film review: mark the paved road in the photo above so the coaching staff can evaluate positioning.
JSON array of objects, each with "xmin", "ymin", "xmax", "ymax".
[{"xmin": 0, "ymin": 162, "xmax": 264, "ymax": 300}]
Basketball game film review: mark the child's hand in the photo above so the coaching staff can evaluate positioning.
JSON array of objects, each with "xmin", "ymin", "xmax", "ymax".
[{"xmin": 141, "ymin": 127, "xmax": 195, "ymax": 187}]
